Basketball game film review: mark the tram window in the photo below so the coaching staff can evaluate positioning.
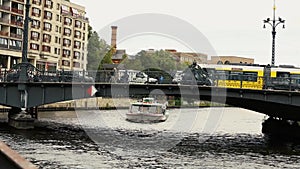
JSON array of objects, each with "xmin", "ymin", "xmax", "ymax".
[
  {"xmin": 277, "ymin": 72, "xmax": 290, "ymax": 78},
  {"xmin": 228, "ymin": 71, "xmax": 243, "ymax": 80},
  {"xmin": 215, "ymin": 70, "xmax": 227, "ymax": 80},
  {"xmin": 290, "ymin": 74, "xmax": 300, "ymax": 84},
  {"xmin": 243, "ymin": 72, "xmax": 258, "ymax": 82}
]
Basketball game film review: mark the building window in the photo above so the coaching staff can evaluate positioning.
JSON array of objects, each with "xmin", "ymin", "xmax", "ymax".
[
  {"xmin": 71, "ymin": 8, "xmax": 79, "ymax": 17},
  {"xmin": 43, "ymin": 22, "xmax": 52, "ymax": 31},
  {"xmin": 64, "ymin": 28, "xmax": 71, "ymax": 36},
  {"xmin": 43, "ymin": 34, "xmax": 51, "ymax": 43},
  {"xmin": 74, "ymin": 51, "xmax": 80, "ymax": 60},
  {"xmin": 56, "ymin": 3, "xmax": 60, "ymax": 10},
  {"xmin": 73, "ymin": 62, "xmax": 80, "ymax": 68},
  {"xmin": 74, "ymin": 31, "xmax": 81, "ymax": 38},
  {"xmin": 75, "ymin": 20, "xmax": 81, "ymax": 28},
  {"xmin": 61, "ymin": 5, "xmax": 69, "ymax": 14},
  {"xmin": 56, "ymin": 14, "xmax": 59, "ymax": 21},
  {"xmin": 42, "ymin": 45, "xmax": 51, "ymax": 52},
  {"xmin": 30, "ymin": 43, "xmax": 39, "ymax": 50},
  {"xmin": 32, "ymin": 8, "xmax": 41, "ymax": 17},
  {"xmin": 44, "ymin": 0, "xmax": 53, "ymax": 9},
  {"xmin": 63, "ymin": 38, "xmax": 71, "ymax": 47},
  {"xmin": 0, "ymin": 38, "xmax": 8, "ymax": 48},
  {"xmin": 31, "ymin": 31, "xmax": 39, "ymax": 40},
  {"xmin": 64, "ymin": 17, "xmax": 72, "ymax": 25},
  {"xmin": 63, "ymin": 49, "xmax": 70, "ymax": 57},
  {"xmin": 33, "ymin": 0, "xmax": 41, "ymax": 5},
  {"xmin": 82, "ymin": 33, "xmax": 85, "ymax": 40},
  {"xmin": 9, "ymin": 40, "xmax": 22, "ymax": 50},
  {"xmin": 62, "ymin": 60, "xmax": 70, "ymax": 66},
  {"xmin": 74, "ymin": 41, "xmax": 81, "ymax": 49},
  {"xmin": 44, "ymin": 11, "xmax": 52, "ymax": 20},
  {"xmin": 31, "ymin": 20, "xmax": 40, "ymax": 29}
]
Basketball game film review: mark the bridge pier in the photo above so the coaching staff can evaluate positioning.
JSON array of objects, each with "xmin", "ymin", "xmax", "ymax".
[
  {"xmin": 8, "ymin": 107, "xmax": 35, "ymax": 129},
  {"xmin": 262, "ymin": 117, "xmax": 300, "ymax": 139}
]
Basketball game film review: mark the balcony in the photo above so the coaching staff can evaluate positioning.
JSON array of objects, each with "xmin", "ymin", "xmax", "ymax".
[
  {"xmin": 44, "ymin": 16, "xmax": 52, "ymax": 20},
  {"xmin": 12, "ymin": 0, "xmax": 24, "ymax": 3},
  {"xmin": 73, "ymin": 62, "xmax": 80, "ymax": 68},
  {"xmin": 74, "ymin": 34, "xmax": 81, "ymax": 39},
  {"xmin": 10, "ymin": 20, "xmax": 23, "ymax": 27},
  {"xmin": 75, "ymin": 24, "xmax": 82, "ymax": 29},
  {"xmin": 63, "ymin": 43, "xmax": 71, "ymax": 47},
  {"xmin": 0, "ymin": 43, "xmax": 8, "ymax": 49},
  {"xmin": 64, "ymin": 22, "xmax": 72, "ymax": 26},
  {"xmin": 10, "ymin": 33, "xmax": 22, "ymax": 39},
  {"xmin": 42, "ymin": 46, "xmax": 51, "ymax": 52},
  {"xmin": 74, "ymin": 45, "xmax": 81, "ymax": 49},
  {"xmin": 0, "ymin": 5, "xmax": 10, "ymax": 12},
  {"xmin": 63, "ymin": 33, "xmax": 71, "ymax": 37},
  {"xmin": 9, "ymin": 45, "xmax": 21, "ymax": 50},
  {"xmin": 31, "ymin": 24, "xmax": 40, "ymax": 29},
  {"xmin": 0, "ymin": 18, "xmax": 10, "ymax": 24},
  {"xmin": 31, "ymin": 12, "xmax": 41, "ymax": 17},
  {"xmin": 44, "ymin": 4, "xmax": 52, "ymax": 9},
  {"xmin": 62, "ymin": 60, "xmax": 70, "ymax": 66},
  {"xmin": 0, "ymin": 31, "xmax": 9, "ymax": 37},
  {"xmin": 43, "ymin": 28, "xmax": 51, "ymax": 32},
  {"xmin": 63, "ymin": 54, "xmax": 70, "ymax": 58},
  {"xmin": 30, "ymin": 36, "xmax": 39, "ymax": 41},
  {"xmin": 32, "ymin": 0, "xmax": 41, "ymax": 5},
  {"xmin": 11, "ymin": 8, "xmax": 23, "ymax": 14},
  {"xmin": 43, "ymin": 38, "xmax": 51, "ymax": 43}
]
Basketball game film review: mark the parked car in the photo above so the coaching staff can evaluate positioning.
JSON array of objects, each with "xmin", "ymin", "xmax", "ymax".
[{"xmin": 130, "ymin": 72, "xmax": 158, "ymax": 84}]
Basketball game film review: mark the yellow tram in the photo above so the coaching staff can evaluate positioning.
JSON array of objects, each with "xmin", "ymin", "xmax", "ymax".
[{"xmin": 199, "ymin": 64, "xmax": 300, "ymax": 90}]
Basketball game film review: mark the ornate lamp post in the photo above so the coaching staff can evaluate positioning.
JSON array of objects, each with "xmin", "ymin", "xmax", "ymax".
[
  {"xmin": 263, "ymin": 0, "xmax": 285, "ymax": 66},
  {"xmin": 19, "ymin": 0, "xmax": 31, "ymax": 83}
]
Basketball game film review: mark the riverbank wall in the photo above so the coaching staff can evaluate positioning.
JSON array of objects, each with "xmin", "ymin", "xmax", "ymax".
[{"xmin": 0, "ymin": 98, "xmax": 227, "ymax": 111}]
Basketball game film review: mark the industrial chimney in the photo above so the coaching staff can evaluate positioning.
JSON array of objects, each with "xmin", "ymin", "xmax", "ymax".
[{"xmin": 111, "ymin": 26, "xmax": 117, "ymax": 49}]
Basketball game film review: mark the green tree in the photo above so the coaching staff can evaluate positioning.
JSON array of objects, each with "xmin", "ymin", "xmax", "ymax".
[
  {"xmin": 87, "ymin": 30, "xmax": 111, "ymax": 70},
  {"xmin": 122, "ymin": 49, "xmax": 185, "ymax": 71},
  {"xmin": 98, "ymin": 47, "xmax": 113, "ymax": 69}
]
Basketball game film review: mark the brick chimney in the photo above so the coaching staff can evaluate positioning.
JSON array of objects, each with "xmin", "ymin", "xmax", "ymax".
[{"xmin": 111, "ymin": 26, "xmax": 117, "ymax": 49}]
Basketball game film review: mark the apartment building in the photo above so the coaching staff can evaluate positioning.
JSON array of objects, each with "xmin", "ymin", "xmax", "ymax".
[{"xmin": 0, "ymin": 0, "xmax": 89, "ymax": 71}]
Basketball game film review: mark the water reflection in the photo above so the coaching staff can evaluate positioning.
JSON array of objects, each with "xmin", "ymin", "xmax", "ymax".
[{"xmin": 0, "ymin": 108, "xmax": 299, "ymax": 168}]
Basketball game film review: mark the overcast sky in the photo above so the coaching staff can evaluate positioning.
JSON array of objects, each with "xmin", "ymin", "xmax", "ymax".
[{"xmin": 72, "ymin": 0, "xmax": 300, "ymax": 66}]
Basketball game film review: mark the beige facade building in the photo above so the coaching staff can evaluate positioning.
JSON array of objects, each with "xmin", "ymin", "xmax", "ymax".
[
  {"xmin": 209, "ymin": 56, "xmax": 254, "ymax": 65},
  {"xmin": 165, "ymin": 49, "xmax": 208, "ymax": 64},
  {"xmin": 0, "ymin": 0, "xmax": 89, "ymax": 71}
]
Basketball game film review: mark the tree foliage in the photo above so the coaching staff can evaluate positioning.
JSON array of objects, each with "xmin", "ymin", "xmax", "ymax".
[
  {"xmin": 122, "ymin": 49, "xmax": 186, "ymax": 72},
  {"xmin": 87, "ymin": 30, "xmax": 111, "ymax": 70}
]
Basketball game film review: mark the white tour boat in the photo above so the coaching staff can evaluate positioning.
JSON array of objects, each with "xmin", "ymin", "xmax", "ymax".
[{"xmin": 126, "ymin": 98, "xmax": 169, "ymax": 122}]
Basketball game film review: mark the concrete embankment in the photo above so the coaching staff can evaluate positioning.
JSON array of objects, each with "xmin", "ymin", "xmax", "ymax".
[
  {"xmin": 0, "ymin": 98, "xmax": 227, "ymax": 111},
  {"xmin": 0, "ymin": 141, "xmax": 37, "ymax": 169}
]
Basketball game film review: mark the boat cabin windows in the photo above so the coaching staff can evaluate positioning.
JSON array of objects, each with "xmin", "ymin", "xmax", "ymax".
[{"xmin": 131, "ymin": 105, "xmax": 162, "ymax": 114}]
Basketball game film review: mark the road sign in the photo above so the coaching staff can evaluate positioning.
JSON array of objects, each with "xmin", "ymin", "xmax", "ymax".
[{"xmin": 87, "ymin": 85, "xmax": 97, "ymax": 96}]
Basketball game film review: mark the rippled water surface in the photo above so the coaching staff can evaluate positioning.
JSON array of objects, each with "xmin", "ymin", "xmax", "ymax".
[{"xmin": 0, "ymin": 108, "xmax": 300, "ymax": 168}]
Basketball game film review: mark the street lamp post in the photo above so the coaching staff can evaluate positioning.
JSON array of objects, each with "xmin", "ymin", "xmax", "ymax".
[{"xmin": 263, "ymin": 0, "xmax": 285, "ymax": 66}]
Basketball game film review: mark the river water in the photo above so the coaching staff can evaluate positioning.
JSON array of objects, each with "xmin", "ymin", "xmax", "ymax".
[{"xmin": 0, "ymin": 107, "xmax": 300, "ymax": 169}]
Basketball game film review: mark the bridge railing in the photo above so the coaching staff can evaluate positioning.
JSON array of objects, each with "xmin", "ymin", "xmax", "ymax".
[{"xmin": 1, "ymin": 68, "xmax": 300, "ymax": 91}]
